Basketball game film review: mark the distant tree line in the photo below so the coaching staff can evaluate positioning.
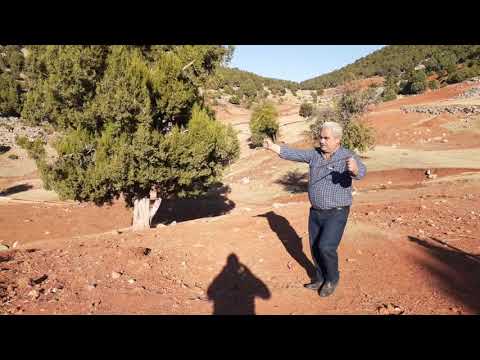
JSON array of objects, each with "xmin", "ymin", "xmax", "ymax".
[
  {"xmin": 300, "ymin": 45, "xmax": 480, "ymax": 94},
  {"xmin": 206, "ymin": 66, "xmax": 301, "ymax": 106}
]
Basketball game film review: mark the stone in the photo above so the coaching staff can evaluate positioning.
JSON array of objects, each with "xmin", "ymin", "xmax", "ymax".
[
  {"xmin": 241, "ymin": 177, "xmax": 250, "ymax": 184},
  {"xmin": 28, "ymin": 289, "xmax": 39, "ymax": 299},
  {"xmin": 30, "ymin": 274, "xmax": 48, "ymax": 285},
  {"xmin": 0, "ymin": 244, "xmax": 9, "ymax": 251},
  {"xmin": 111, "ymin": 271, "xmax": 122, "ymax": 279}
]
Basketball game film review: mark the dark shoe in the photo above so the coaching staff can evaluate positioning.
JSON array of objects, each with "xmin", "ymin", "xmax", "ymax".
[
  {"xmin": 319, "ymin": 281, "xmax": 338, "ymax": 297},
  {"xmin": 303, "ymin": 280, "xmax": 324, "ymax": 290}
]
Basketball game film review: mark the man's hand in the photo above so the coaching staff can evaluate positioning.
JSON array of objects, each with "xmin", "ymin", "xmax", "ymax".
[
  {"xmin": 263, "ymin": 138, "xmax": 280, "ymax": 154},
  {"xmin": 346, "ymin": 157, "xmax": 359, "ymax": 176}
]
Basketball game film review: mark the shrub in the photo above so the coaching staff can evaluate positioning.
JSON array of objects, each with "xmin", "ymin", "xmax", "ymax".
[
  {"xmin": 402, "ymin": 69, "xmax": 427, "ymax": 94},
  {"xmin": 299, "ymin": 102, "xmax": 314, "ymax": 118},
  {"xmin": 428, "ymin": 79, "xmax": 440, "ymax": 89},
  {"xmin": 0, "ymin": 73, "xmax": 22, "ymax": 116},
  {"xmin": 341, "ymin": 120, "xmax": 375, "ymax": 152},
  {"xmin": 310, "ymin": 88, "xmax": 375, "ymax": 153},
  {"xmin": 249, "ymin": 102, "xmax": 279, "ymax": 147},
  {"xmin": 229, "ymin": 95, "xmax": 240, "ymax": 105}
]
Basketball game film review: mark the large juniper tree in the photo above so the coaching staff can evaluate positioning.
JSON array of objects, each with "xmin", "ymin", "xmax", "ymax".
[{"xmin": 20, "ymin": 45, "xmax": 239, "ymax": 230}]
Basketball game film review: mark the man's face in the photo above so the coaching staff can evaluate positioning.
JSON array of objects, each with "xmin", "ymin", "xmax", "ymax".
[{"xmin": 319, "ymin": 128, "xmax": 341, "ymax": 153}]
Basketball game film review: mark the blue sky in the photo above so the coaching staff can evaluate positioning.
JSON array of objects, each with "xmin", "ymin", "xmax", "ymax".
[{"xmin": 229, "ymin": 45, "xmax": 385, "ymax": 82}]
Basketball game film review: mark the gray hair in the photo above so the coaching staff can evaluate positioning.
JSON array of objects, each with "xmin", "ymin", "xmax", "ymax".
[{"xmin": 321, "ymin": 121, "xmax": 343, "ymax": 139}]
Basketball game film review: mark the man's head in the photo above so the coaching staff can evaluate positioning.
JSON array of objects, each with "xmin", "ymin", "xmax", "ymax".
[{"xmin": 319, "ymin": 121, "xmax": 343, "ymax": 154}]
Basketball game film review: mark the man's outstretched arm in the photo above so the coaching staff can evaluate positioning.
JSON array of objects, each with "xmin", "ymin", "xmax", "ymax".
[{"xmin": 263, "ymin": 138, "xmax": 313, "ymax": 163}]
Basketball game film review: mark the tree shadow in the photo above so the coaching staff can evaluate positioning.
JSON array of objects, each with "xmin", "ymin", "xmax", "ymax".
[
  {"xmin": 0, "ymin": 145, "xmax": 11, "ymax": 154},
  {"xmin": 275, "ymin": 166, "xmax": 352, "ymax": 194},
  {"xmin": 256, "ymin": 211, "xmax": 317, "ymax": 280},
  {"xmin": 275, "ymin": 169, "xmax": 308, "ymax": 193},
  {"xmin": 407, "ymin": 235, "xmax": 480, "ymax": 314},
  {"xmin": 207, "ymin": 253, "xmax": 271, "ymax": 315},
  {"xmin": 0, "ymin": 184, "xmax": 33, "ymax": 197},
  {"xmin": 151, "ymin": 184, "xmax": 235, "ymax": 226}
]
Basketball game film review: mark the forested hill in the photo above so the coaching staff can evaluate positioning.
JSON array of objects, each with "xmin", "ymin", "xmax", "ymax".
[{"xmin": 300, "ymin": 45, "xmax": 480, "ymax": 90}]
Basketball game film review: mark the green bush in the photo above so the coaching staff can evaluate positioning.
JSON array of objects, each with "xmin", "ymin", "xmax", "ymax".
[
  {"xmin": 446, "ymin": 66, "xmax": 477, "ymax": 84},
  {"xmin": 341, "ymin": 120, "xmax": 375, "ymax": 152},
  {"xmin": 229, "ymin": 95, "xmax": 240, "ymax": 105},
  {"xmin": 402, "ymin": 69, "xmax": 427, "ymax": 95},
  {"xmin": 382, "ymin": 88, "xmax": 397, "ymax": 101},
  {"xmin": 337, "ymin": 87, "xmax": 376, "ymax": 122},
  {"xmin": 249, "ymin": 102, "xmax": 279, "ymax": 147},
  {"xmin": 309, "ymin": 107, "xmax": 338, "ymax": 139},
  {"xmin": 381, "ymin": 75, "xmax": 398, "ymax": 101},
  {"xmin": 310, "ymin": 88, "xmax": 375, "ymax": 153},
  {"xmin": 0, "ymin": 73, "xmax": 22, "ymax": 116},
  {"xmin": 299, "ymin": 102, "xmax": 314, "ymax": 118},
  {"xmin": 428, "ymin": 79, "xmax": 440, "ymax": 89},
  {"xmin": 0, "ymin": 46, "xmax": 25, "ymax": 76},
  {"xmin": 15, "ymin": 135, "xmax": 46, "ymax": 161}
]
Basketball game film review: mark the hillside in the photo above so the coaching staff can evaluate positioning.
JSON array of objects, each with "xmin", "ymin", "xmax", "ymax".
[
  {"xmin": 2, "ymin": 77, "xmax": 480, "ymax": 314},
  {"xmin": 300, "ymin": 45, "xmax": 480, "ymax": 90},
  {"xmin": 2, "ymin": 46, "xmax": 480, "ymax": 315}
]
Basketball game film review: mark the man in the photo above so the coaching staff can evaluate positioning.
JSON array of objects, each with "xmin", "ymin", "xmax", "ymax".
[{"xmin": 263, "ymin": 121, "xmax": 366, "ymax": 297}]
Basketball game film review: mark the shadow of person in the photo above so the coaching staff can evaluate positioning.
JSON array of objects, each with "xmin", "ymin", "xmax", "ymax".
[
  {"xmin": 207, "ymin": 254, "xmax": 271, "ymax": 315},
  {"xmin": 256, "ymin": 211, "xmax": 317, "ymax": 280}
]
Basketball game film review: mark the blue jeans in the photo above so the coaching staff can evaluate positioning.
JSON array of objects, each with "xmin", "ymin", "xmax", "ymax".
[{"xmin": 308, "ymin": 206, "xmax": 350, "ymax": 283}]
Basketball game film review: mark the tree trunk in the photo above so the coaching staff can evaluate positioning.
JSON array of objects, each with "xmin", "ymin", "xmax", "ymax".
[
  {"xmin": 132, "ymin": 197, "xmax": 150, "ymax": 231},
  {"xmin": 149, "ymin": 198, "xmax": 162, "ymax": 225},
  {"xmin": 132, "ymin": 196, "xmax": 163, "ymax": 231}
]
